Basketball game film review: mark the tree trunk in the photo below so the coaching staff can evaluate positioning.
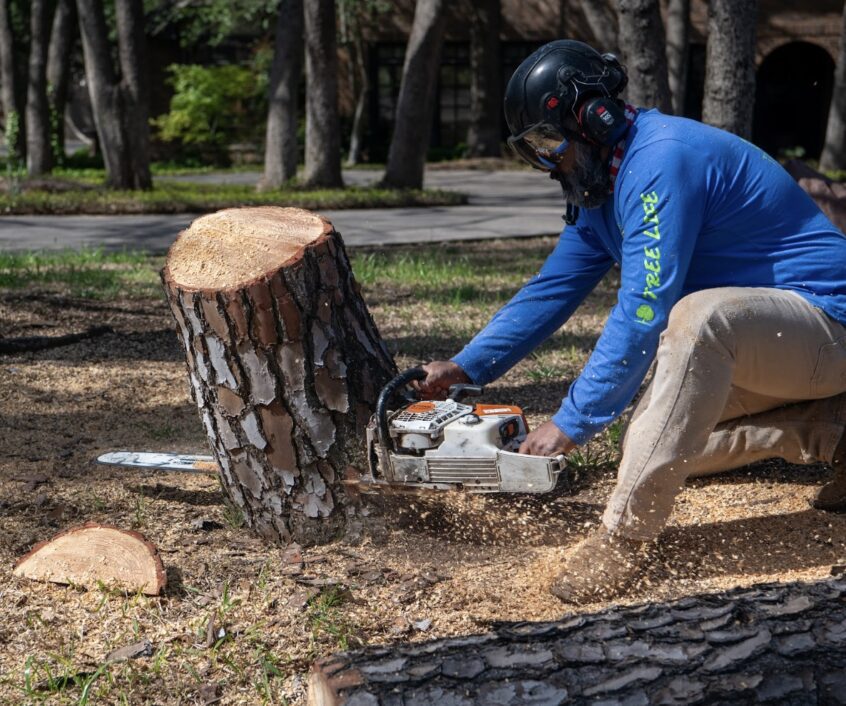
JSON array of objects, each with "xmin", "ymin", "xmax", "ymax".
[
  {"xmin": 345, "ymin": 29, "xmax": 368, "ymax": 166},
  {"xmin": 309, "ymin": 578, "xmax": 846, "ymax": 705},
  {"xmin": 466, "ymin": 0, "xmax": 501, "ymax": 159},
  {"xmin": 0, "ymin": 0, "xmax": 26, "ymax": 166},
  {"xmin": 161, "ymin": 207, "xmax": 396, "ymax": 546},
  {"xmin": 303, "ymin": 0, "xmax": 343, "ymax": 188},
  {"xmin": 702, "ymin": 0, "xmax": 758, "ymax": 140},
  {"xmin": 46, "ymin": 0, "xmax": 77, "ymax": 166},
  {"xmin": 616, "ymin": 0, "xmax": 672, "ymax": 112},
  {"xmin": 26, "ymin": 0, "xmax": 55, "ymax": 176},
  {"xmin": 582, "ymin": 2, "xmax": 619, "ymax": 55},
  {"xmin": 665, "ymin": 0, "xmax": 690, "ymax": 116},
  {"xmin": 381, "ymin": 0, "xmax": 447, "ymax": 189},
  {"xmin": 262, "ymin": 0, "xmax": 303, "ymax": 189},
  {"xmin": 113, "ymin": 0, "xmax": 151, "ymax": 188},
  {"xmin": 76, "ymin": 0, "xmax": 151, "ymax": 189},
  {"xmin": 820, "ymin": 2, "xmax": 846, "ymax": 172}
]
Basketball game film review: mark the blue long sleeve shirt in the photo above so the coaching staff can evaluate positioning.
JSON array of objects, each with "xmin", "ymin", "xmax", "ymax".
[{"xmin": 453, "ymin": 109, "xmax": 846, "ymax": 444}]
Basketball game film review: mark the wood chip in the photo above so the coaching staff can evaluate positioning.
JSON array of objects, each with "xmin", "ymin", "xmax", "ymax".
[{"xmin": 105, "ymin": 639, "xmax": 154, "ymax": 663}]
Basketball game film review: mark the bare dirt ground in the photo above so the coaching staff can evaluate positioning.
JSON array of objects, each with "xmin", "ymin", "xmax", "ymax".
[{"xmin": 2, "ymin": 249, "xmax": 845, "ymax": 704}]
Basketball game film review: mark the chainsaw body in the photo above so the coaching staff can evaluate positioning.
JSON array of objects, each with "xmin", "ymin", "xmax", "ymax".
[{"xmin": 362, "ymin": 368, "xmax": 566, "ymax": 493}]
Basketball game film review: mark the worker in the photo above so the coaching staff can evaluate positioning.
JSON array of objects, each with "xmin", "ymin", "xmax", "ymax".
[{"xmin": 418, "ymin": 40, "xmax": 846, "ymax": 603}]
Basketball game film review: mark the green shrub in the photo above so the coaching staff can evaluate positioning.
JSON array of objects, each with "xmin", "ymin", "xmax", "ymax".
[{"xmin": 152, "ymin": 64, "xmax": 267, "ymax": 161}]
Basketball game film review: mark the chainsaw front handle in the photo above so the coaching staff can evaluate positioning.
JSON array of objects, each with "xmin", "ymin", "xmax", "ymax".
[{"xmin": 375, "ymin": 367, "xmax": 428, "ymax": 449}]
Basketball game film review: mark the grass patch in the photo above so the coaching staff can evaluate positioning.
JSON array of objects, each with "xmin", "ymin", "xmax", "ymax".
[
  {"xmin": 0, "ymin": 178, "xmax": 465, "ymax": 215},
  {"xmin": 0, "ymin": 248, "xmax": 162, "ymax": 299}
]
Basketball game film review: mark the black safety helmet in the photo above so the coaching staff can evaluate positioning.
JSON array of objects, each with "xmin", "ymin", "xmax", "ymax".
[{"xmin": 505, "ymin": 40, "xmax": 628, "ymax": 170}]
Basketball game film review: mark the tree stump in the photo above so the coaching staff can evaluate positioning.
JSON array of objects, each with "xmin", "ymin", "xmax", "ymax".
[
  {"xmin": 308, "ymin": 578, "xmax": 846, "ymax": 705},
  {"xmin": 162, "ymin": 207, "xmax": 396, "ymax": 546}
]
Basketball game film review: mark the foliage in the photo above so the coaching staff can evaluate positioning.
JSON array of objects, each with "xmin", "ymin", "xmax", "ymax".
[
  {"xmin": 145, "ymin": 0, "xmax": 278, "ymax": 47},
  {"xmin": 152, "ymin": 64, "xmax": 268, "ymax": 156}
]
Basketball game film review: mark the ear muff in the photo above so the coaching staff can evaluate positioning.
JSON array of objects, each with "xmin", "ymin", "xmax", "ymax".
[{"xmin": 576, "ymin": 96, "xmax": 627, "ymax": 146}]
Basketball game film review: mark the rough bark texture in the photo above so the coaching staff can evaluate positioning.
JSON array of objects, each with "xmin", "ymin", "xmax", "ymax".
[
  {"xmin": 309, "ymin": 578, "xmax": 846, "ymax": 705},
  {"xmin": 0, "ymin": 0, "xmax": 26, "ymax": 165},
  {"xmin": 820, "ymin": 2, "xmax": 846, "ymax": 171},
  {"xmin": 665, "ymin": 0, "xmax": 690, "ymax": 116},
  {"xmin": 46, "ymin": 0, "xmax": 77, "ymax": 165},
  {"xmin": 617, "ymin": 0, "xmax": 672, "ymax": 112},
  {"xmin": 13, "ymin": 523, "xmax": 166, "ymax": 596},
  {"xmin": 76, "ymin": 0, "xmax": 151, "ymax": 189},
  {"xmin": 581, "ymin": 1, "xmax": 619, "ymax": 55},
  {"xmin": 303, "ymin": 0, "xmax": 343, "ymax": 188},
  {"xmin": 702, "ymin": 0, "xmax": 758, "ymax": 139},
  {"xmin": 25, "ymin": 0, "xmax": 54, "ymax": 175},
  {"xmin": 162, "ymin": 207, "xmax": 396, "ymax": 546},
  {"xmin": 262, "ymin": 0, "xmax": 304, "ymax": 188},
  {"xmin": 381, "ymin": 0, "xmax": 447, "ymax": 189},
  {"xmin": 466, "ymin": 0, "xmax": 501, "ymax": 159}
]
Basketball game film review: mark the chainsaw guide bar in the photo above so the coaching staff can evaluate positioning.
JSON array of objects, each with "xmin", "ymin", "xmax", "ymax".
[{"xmin": 96, "ymin": 451, "xmax": 219, "ymax": 474}]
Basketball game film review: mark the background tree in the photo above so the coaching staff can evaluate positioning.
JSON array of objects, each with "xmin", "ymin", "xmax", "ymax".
[
  {"xmin": 616, "ymin": 0, "xmax": 672, "ymax": 111},
  {"xmin": 466, "ymin": 0, "xmax": 501, "ymax": 158},
  {"xmin": 261, "ymin": 0, "xmax": 303, "ymax": 188},
  {"xmin": 581, "ymin": 2, "xmax": 619, "ymax": 54},
  {"xmin": 665, "ymin": 0, "xmax": 690, "ymax": 115},
  {"xmin": 820, "ymin": 1, "xmax": 846, "ymax": 172},
  {"xmin": 338, "ymin": 0, "xmax": 387, "ymax": 166},
  {"xmin": 382, "ymin": 0, "xmax": 446, "ymax": 189},
  {"xmin": 25, "ymin": 0, "xmax": 56, "ymax": 176},
  {"xmin": 76, "ymin": 0, "xmax": 151, "ymax": 189},
  {"xmin": 0, "ymin": 0, "xmax": 28, "ymax": 167},
  {"xmin": 46, "ymin": 0, "xmax": 77, "ymax": 166},
  {"xmin": 303, "ymin": 0, "xmax": 343, "ymax": 188},
  {"xmin": 702, "ymin": 0, "xmax": 758, "ymax": 139}
]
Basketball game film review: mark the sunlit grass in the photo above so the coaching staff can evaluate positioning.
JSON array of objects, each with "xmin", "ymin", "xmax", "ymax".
[{"xmin": 0, "ymin": 248, "xmax": 162, "ymax": 299}]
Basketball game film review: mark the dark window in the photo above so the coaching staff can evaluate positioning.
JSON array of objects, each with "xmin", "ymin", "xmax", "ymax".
[{"xmin": 437, "ymin": 43, "xmax": 472, "ymax": 149}]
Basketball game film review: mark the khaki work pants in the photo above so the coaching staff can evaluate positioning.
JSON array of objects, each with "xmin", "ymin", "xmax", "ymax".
[{"xmin": 604, "ymin": 287, "xmax": 846, "ymax": 542}]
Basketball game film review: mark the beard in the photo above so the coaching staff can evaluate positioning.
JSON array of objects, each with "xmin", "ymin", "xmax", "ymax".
[{"xmin": 557, "ymin": 142, "xmax": 612, "ymax": 209}]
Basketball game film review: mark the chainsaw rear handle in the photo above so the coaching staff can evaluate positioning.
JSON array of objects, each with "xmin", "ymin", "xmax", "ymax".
[{"xmin": 376, "ymin": 367, "xmax": 428, "ymax": 449}]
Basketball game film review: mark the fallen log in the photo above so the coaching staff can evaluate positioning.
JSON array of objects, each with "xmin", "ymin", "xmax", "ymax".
[
  {"xmin": 13, "ymin": 523, "xmax": 166, "ymax": 596},
  {"xmin": 162, "ymin": 207, "xmax": 396, "ymax": 546},
  {"xmin": 309, "ymin": 578, "xmax": 846, "ymax": 705}
]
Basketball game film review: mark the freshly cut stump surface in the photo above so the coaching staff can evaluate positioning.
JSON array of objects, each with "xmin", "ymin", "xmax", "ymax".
[
  {"xmin": 162, "ymin": 207, "xmax": 395, "ymax": 546},
  {"xmin": 13, "ymin": 523, "xmax": 166, "ymax": 596}
]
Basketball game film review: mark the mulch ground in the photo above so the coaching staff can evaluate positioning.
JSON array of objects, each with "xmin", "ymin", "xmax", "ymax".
[{"xmin": 1, "ymin": 284, "xmax": 845, "ymax": 704}]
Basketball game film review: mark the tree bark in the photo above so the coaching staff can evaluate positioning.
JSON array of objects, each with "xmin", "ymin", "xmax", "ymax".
[
  {"xmin": 162, "ymin": 207, "xmax": 396, "ymax": 546},
  {"xmin": 466, "ymin": 0, "xmax": 501, "ymax": 159},
  {"xmin": 581, "ymin": 2, "xmax": 619, "ymax": 55},
  {"xmin": 665, "ymin": 0, "xmax": 690, "ymax": 116},
  {"xmin": 381, "ymin": 0, "xmax": 447, "ymax": 189},
  {"xmin": 76, "ymin": 0, "xmax": 151, "ymax": 189},
  {"xmin": 309, "ymin": 578, "xmax": 846, "ymax": 705},
  {"xmin": 262, "ymin": 0, "xmax": 303, "ymax": 189},
  {"xmin": 702, "ymin": 0, "xmax": 758, "ymax": 140},
  {"xmin": 820, "ymin": 1, "xmax": 846, "ymax": 172},
  {"xmin": 46, "ymin": 0, "xmax": 77, "ymax": 166},
  {"xmin": 0, "ymin": 0, "xmax": 26, "ymax": 166},
  {"xmin": 26, "ymin": 0, "xmax": 55, "ymax": 176},
  {"xmin": 616, "ymin": 0, "xmax": 672, "ymax": 112},
  {"xmin": 303, "ymin": 0, "xmax": 343, "ymax": 188}
]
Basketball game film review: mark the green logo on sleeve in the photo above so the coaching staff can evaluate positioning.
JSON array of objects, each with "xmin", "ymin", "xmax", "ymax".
[{"xmin": 636, "ymin": 304, "xmax": 655, "ymax": 323}]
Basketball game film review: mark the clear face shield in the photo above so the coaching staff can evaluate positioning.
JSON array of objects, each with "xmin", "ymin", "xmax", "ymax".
[{"xmin": 507, "ymin": 122, "xmax": 572, "ymax": 171}]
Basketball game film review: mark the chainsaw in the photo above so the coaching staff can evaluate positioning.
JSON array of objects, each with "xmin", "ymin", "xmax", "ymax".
[
  {"xmin": 97, "ymin": 368, "xmax": 566, "ymax": 495},
  {"xmin": 357, "ymin": 367, "xmax": 566, "ymax": 494}
]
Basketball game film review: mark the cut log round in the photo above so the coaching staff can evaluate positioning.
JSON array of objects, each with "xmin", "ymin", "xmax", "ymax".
[
  {"xmin": 13, "ymin": 523, "xmax": 166, "ymax": 596},
  {"xmin": 162, "ymin": 207, "xmax": 396, "ymax": 546},
  {"xmin": 308, "ymin": 579, "xmax": 846, "ymax": 705}
]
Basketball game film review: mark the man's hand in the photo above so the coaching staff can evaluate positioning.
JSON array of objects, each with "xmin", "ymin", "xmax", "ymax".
[
  {"xmin": 415, "ymin": 361, "xmax": 471, "ymax": 399},
  {"xmin": 519, "ymin": 420, "xmax": 576, "ymax": 457}
]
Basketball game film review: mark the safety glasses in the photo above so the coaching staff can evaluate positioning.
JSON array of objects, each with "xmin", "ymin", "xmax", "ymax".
[{"xmin": 507, "ymin": 122, "xmax": 572, "ymax": 170}]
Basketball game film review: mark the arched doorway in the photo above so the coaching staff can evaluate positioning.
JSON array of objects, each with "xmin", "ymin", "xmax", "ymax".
[{"xmin": 752, "ymin": 42, "xmax": 835, "ymax": 159}]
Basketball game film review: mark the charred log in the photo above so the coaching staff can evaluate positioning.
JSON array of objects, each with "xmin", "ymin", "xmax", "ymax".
[
  {"xmin": 162, "ymin": 207, "xmax": 396, "ymax": 546},
  {"xmin": 309, "ymin": 578, "xmax": 846, "ymax": 705}
]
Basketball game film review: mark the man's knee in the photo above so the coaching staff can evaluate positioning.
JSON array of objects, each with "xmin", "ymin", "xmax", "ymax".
[{"xmin": 663, "ymin": 289, "xmax": 744, "ymax": 351}]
